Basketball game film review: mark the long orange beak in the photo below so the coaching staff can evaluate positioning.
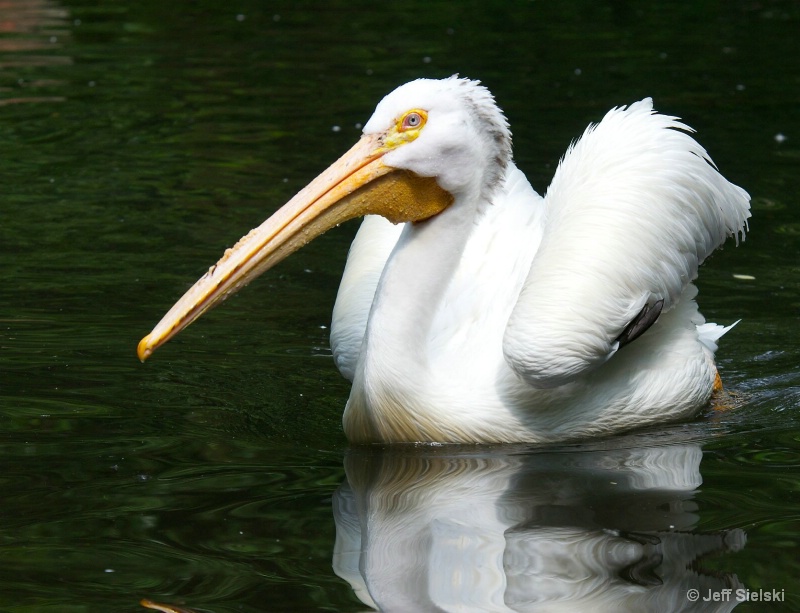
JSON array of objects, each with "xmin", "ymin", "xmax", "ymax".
[{"xmin": 137, "ymin": 132, "xmax": 452, "ymax": 361}]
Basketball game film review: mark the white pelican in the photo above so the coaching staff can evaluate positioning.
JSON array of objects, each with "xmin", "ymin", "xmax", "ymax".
[{"xmin": 138, "ymin": 76, "xmax": 750, "ymax": 444}]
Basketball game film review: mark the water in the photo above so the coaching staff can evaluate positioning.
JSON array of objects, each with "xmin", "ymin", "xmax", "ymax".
[{"xmin": 1, "ymin": 0, "xmax": 799, "ymax": 611}]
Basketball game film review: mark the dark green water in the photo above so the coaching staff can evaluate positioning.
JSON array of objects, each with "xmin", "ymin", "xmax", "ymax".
[{"xmin": 2, "ymin": 1, "xmax": 799, "ymax": 611}]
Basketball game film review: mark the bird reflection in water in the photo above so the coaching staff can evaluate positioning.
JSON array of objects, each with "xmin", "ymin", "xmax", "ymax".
[{"xmin": 333, "ymin": 435, "xmax": 745, "ymax": 612}]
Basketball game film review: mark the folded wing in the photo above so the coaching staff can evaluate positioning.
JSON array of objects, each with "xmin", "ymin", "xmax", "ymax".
[
  {"xmin": 331, "ymin": 215, "xmax": 403, "ymax": 381},
  {"xmin": 503, "ymin": 99, "xmax": 750, "ymax": 388}
]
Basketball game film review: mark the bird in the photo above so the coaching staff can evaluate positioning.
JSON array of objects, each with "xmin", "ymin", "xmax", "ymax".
[{"xmin": 137, "ymin": 76, "xmax": 750, "ymax": 444}]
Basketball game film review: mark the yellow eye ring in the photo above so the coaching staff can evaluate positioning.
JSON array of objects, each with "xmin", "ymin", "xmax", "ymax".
[{"xmin": 398, "ymin": 109, "xmax": 428, "ymax": 132}]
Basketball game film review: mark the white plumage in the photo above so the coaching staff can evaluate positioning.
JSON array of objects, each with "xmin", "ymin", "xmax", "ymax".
[
  {"xmin": 332, "ymin": 79, "xmax": 749, "ymax": 442},
  {"xmin": 139, "ymin": 76, "xmax": 751, "ymax": 444}
]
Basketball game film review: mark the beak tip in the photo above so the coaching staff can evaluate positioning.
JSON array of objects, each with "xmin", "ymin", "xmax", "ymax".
[{"xmin": 137, "ymin": 334, "xmax": 154, "ymax": 362}]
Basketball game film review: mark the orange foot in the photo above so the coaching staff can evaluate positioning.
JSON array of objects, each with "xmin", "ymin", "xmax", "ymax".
[
  {"xmin": 713, "ymin": 369, "xmax": 724, "ymax": 393},
  {"xmin": 710, "ymin": 369, "xmax": 744, "ymax": 413}
]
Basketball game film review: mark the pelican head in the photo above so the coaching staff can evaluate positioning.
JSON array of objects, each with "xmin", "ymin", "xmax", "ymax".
[
  {"xmin": 137, "ymin": 77, "xmax": 506, "ymax": 360},
  {"xmin": 366, "ymin": 77, "xmax": 512, "ymax": 199}
]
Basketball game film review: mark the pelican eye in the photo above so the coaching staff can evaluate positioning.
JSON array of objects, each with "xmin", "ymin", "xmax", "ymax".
[{"xmin": 399, "ymin": 110, "xmax": 427, "ymax": 132}]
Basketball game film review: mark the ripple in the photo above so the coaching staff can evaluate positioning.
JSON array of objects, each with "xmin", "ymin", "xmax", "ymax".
[{"xmin": 0, "ymin": 0, "xmax": 71, "ymax": 105}]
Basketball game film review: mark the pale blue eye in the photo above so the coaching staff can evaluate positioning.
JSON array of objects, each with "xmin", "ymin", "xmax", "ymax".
[{"xmin": 402, "ymin": 112, "xmax": 423, "ymax": 129}]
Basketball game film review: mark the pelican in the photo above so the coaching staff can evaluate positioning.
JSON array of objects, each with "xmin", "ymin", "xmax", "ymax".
[{"xmin": 137, "ymin": 76, "xmax": 750, "ymax": 444}]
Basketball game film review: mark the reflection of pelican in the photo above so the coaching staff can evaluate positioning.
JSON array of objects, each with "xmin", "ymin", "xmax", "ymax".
[
  {"xmin": 333, "ymin": 442, "xmax": 745, "ymax": 612},
  {"xmin": 138, "ymin": 77, "xmax": 750, "ymax": 443}
]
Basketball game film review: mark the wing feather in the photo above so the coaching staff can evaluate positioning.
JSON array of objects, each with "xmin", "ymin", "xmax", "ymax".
[
  {"xmin": 503, "ymin": 98, "xmax": 750, "ymax": 388},
  {"xmin": 330, "ymin": 216, "xmax": 403, "ymax": 381}
]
